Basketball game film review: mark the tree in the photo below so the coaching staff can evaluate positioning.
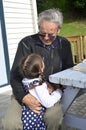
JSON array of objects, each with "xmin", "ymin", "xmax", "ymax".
[
  {"xmin": 66, "ymin": 0, "xmax": 86, "ymax": 17},
  {"xmin": 36, "ymin": 0, "xmax": 66, "ymax": 13},
  {"xmin": 36, "ymin": 0, "xmax": 86, "ymax": 17}
]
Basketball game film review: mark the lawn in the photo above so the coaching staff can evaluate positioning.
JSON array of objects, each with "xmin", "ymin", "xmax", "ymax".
[{"xmin": 60, "ymin": 19, "xmax": 86, "ymax": 37}]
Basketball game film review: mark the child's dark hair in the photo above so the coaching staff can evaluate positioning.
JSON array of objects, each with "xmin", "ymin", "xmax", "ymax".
[{"xmin": 19, "ymin": 53, "xmax": 44, "ymax": 79}]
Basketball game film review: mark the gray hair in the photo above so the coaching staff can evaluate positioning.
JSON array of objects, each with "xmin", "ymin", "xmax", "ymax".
[{"xmin": 38, "ymin": 8, "xmax": 63, "ymax": 29}]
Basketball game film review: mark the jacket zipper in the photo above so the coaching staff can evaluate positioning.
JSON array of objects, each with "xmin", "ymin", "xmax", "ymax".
[
  {"xmin": 50, "ymin": 48, "xmax": 54, "ymax": 74},
  {"xmin": 50, "ymin": 38, "xmax": 62, "ymax": 74}
]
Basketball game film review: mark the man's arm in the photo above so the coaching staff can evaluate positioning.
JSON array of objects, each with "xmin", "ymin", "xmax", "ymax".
[
  {"xmin": 10, "ymin": 36, "xmax": 34, "ymax": 103},
  {"xmin": 61, "ymin": 37, "xmax": 74, "ymax": 70},
  {"xmin": 10, "ymin": 40, "xmax": 28, "ymax": 103}
]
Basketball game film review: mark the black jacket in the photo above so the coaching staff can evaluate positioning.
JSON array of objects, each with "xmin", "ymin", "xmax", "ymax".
[{"xmin": 10, "ymin": 34, "xmax": 73, "ymax": 103}]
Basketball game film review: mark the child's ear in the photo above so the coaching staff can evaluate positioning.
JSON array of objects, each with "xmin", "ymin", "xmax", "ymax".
[
  {"xmin": 40, "ymin": 62, "xmax": 45, "ymax": 74},
  {"xmin": 40, "ymin": 67, "xmax": 44, "ymax": 73}
]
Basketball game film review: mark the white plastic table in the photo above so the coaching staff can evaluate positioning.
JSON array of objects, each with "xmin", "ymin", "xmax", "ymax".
[{"xmin": 49, "ymin": 68, "xmax": 86, "ymax": 130}]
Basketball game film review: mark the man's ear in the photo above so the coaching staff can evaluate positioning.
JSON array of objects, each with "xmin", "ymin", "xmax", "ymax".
[{"xmin": 57, "ymin": 29, "xmax": 61, "ymax": 34}]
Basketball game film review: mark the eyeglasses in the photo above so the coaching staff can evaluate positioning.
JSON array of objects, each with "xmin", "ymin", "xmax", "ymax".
[{"xmin": 38, "ymin": 32, "xmax": 56, "ymax": 40}]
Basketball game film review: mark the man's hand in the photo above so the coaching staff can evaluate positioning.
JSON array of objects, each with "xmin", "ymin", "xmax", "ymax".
[{"xmin": 22, "ymin": 94, "xmax": 42, "ymax": 113}]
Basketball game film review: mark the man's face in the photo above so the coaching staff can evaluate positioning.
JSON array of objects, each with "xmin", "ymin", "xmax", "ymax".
[{"xmin": 39, "ymin": 20, "xmax": 60, "ymax": 45}]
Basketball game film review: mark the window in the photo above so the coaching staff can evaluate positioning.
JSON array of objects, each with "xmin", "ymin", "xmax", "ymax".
[{"xmin": 0, "ymin": 0, "xmax": 10, "ymax": 87}]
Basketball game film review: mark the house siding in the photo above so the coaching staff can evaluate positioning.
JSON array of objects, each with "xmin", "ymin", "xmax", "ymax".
[{"xmin": 3, "ymin": 0, "xmax": 38, "ymax": 68}]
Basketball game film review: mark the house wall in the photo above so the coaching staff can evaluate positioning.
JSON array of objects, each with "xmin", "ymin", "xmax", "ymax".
[
  {"xmin": 0, "ymin": 0, "xmax": 38, "ymax": 90},
  {"xmin": 3, "ymin": 0, "xmax": 38, "ymax": 68}
]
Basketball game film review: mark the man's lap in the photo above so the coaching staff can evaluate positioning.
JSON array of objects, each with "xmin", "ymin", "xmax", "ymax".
[{"xmin": 1, "ymin": 95, "xmax": 63, "ymax": 130}]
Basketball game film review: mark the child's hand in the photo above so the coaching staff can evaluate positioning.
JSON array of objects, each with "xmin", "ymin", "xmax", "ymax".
[
  {"xmin": 47, "ymin": 86, "xmax": 54, "ymax": 94},
  {"xmin": 47, "ymin": 82, "xmax": 55, "ymax": 93}
]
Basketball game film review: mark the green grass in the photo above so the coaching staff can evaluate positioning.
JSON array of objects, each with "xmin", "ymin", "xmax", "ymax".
[{"xmin": 60, "ymin": 19, "xmax": 86, "ymax": 37}]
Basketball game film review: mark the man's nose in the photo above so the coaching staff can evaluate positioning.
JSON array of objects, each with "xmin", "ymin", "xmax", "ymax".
[{"xmin": 44, "ymin": 34, "xmax": 49, "ymax": 39}]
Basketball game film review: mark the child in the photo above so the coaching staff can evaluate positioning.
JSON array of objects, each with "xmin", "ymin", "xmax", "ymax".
[{"xmin": 19, "ymin": 53, "xmax": 63, "ymax": 130}]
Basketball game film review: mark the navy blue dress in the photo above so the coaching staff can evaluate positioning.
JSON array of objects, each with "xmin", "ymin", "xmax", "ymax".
[{"xmin": 21, "ymin": 79, "xmax": 46, "ymax": 130}]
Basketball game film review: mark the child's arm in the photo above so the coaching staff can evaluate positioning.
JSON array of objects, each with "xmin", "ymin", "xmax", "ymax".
[{"xmin": 34, "ymin": 83, "xmax": 62, "ymax": 108}]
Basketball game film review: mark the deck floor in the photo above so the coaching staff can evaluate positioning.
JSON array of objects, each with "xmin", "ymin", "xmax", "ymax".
[{"xmin": 0, "ymin": 88, "xmax": 12, "ymax": 130}]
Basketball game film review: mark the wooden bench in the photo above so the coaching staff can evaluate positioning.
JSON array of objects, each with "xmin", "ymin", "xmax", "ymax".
[
  {"xmin": 82, "ymin": 35, "xmax": 86, "ymax": 59},
  {"xmin": 66, "ymin": 35, "xmax": 86, "ymax": 64}
]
